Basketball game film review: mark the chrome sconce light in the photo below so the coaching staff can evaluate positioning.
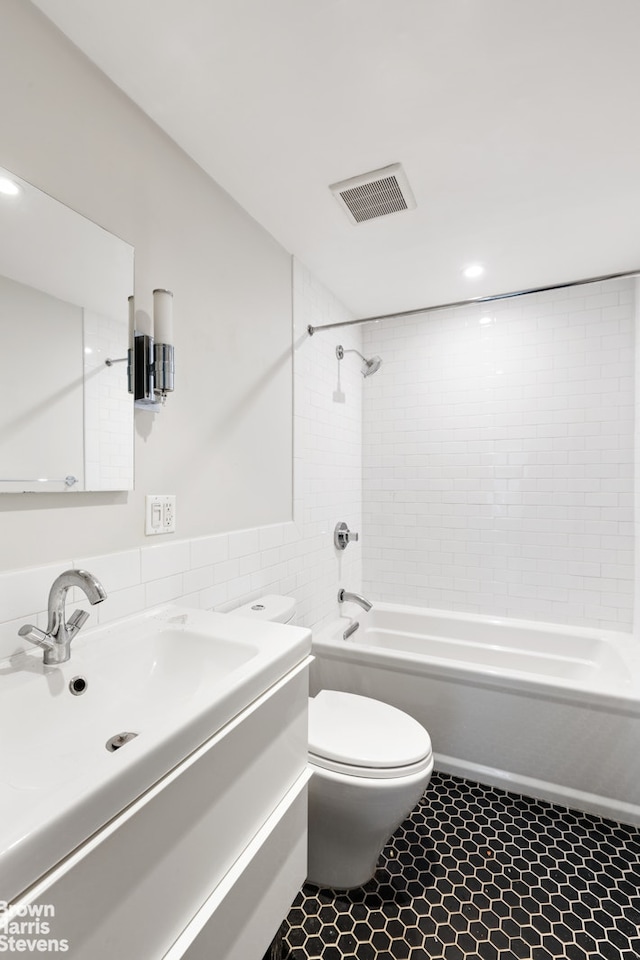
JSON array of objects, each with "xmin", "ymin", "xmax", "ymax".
[
  {"xmin": 106, "ymin": 289, "xmax": 175, "ymax": 411},
  {"xmin": 151, "ymin": 289, "xmax": 175, "ymax": 402},
  {"xmin": 133, "ymin": 289, "xmax": 175, "ymax": 409}
]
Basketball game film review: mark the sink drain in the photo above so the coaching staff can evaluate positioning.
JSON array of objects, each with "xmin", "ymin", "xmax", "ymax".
[
  {"xmin": 106, "ymin": 732, "xmax": 138, "ymax": 752},
  {"xmin": 69, "ymin": 676, "xmax": 88, "ymax": 696}
]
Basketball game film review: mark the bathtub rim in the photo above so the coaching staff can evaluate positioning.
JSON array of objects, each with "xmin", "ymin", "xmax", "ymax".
[{"xmin": 313, "ymin": 603, "xmax": 640, "ymax": 718}]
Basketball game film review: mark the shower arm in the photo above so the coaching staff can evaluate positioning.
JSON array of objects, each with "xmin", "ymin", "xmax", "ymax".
[{"xmin": 336, "ymin": 345, "xmax": 366, "ymax": 363}]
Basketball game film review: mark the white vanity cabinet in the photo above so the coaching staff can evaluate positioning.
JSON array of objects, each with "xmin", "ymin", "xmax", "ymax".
[{"xmin": 11, "ymin": 659, "xmax": 311, "ymax": 960}]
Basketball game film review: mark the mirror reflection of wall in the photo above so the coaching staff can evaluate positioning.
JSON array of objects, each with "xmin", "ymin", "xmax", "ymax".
[
  {"xmin": 0, "ymin": 166, "xmax": 134, "ymax": 492},
  {"xmin": 1, "ymin": 275, "xmax": 84, "ymax": 491},
  {"xmin": 83, "ymin": 310, "xmax": 133, "ymax": 491}
]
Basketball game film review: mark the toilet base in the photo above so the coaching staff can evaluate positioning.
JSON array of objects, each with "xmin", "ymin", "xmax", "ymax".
[{"xmin": 306, "ymin": 760, "xmax": 433, "ymax": 890}]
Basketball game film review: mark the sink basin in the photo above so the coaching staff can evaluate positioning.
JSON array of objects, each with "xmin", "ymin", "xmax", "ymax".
[{"xmin": 0, "ymin": 605, "xmax": 311, "ymax": 903}]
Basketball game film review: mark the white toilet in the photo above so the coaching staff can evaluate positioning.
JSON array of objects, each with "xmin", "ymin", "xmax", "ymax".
[{"xmin": 229, "ymin": 595, "xmax": 434, "ymax": 890}]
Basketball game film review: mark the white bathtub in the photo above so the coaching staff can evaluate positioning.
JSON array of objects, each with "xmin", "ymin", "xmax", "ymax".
[{"xmin": 311, "ymin": 603, "xmax": 640, "ymax": 826}]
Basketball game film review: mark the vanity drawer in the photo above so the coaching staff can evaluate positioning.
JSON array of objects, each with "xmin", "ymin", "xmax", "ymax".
[{"xmin": 166, "ymin": 772, "xmax": 309, "ymax": 960}]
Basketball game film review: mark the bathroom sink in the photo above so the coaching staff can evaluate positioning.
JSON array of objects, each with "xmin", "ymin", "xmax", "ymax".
[{"xmin": 0, "ymin": 604, "xmax": 311, "ymax": 903}]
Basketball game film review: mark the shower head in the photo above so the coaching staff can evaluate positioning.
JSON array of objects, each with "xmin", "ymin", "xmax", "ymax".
[
  {"xmin": 362, "ymin": 355, "xmax": 382, "ymax": 377},
  {"xmin": 336, "ymin": 344, "xmax": 383, "ymax": 378}
]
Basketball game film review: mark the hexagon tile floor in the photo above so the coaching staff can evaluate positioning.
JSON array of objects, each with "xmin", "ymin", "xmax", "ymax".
[{"xmin": 281, "ymin": 771, "xmax": 640, "ymax": 960}]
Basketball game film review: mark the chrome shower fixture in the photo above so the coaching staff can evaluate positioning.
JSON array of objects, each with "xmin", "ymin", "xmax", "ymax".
[{"xmin": 336, "ymin": 344, "xmax": 382, "ymax": 377}]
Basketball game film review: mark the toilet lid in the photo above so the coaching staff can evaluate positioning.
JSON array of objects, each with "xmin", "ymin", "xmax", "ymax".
[{"xmin": 308, "ymin": 691, "xmax": 432, "ymax": 771}]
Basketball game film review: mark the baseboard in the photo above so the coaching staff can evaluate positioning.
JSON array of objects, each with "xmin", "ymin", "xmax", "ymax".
[{"xmin": 434, "ymin": 752, "xmax": 640, "ymax": 828}]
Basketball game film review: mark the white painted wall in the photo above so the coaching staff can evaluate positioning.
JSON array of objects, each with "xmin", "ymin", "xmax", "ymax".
[
  {"xmin": 362, "ymin": 278, "xmax": 635, "ymax": 630},
  {"xmin": 0, "ymin": 0, "xmax": 291, "ymax": 570}
]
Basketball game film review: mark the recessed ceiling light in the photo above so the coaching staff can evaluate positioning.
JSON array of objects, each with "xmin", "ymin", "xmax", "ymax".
[
  {"xmin": 479, "ymin": 316, "xmax": 493, "ymax": 325},
  {"xmin": 463, "ymin": 264, "xmax": 484, "ymax": 279},
  {"xmin": 0, "ymin": 176, "xmax": 20, "ymax": 197}
]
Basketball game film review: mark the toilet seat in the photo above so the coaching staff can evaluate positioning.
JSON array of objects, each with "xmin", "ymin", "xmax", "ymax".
[
  {"xmin": 309, "ymin": 690, "xmax": 433, "ymax": 780},
  {"xmin": 308, "ymin": 752, "xmax": 433, "ymax": 780}
]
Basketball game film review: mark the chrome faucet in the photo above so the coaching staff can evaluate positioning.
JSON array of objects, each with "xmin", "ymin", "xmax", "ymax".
[
  {"xmin": 19, "ymin": 569, "xmax": 107, "ymax": 664},
  {"xmin": 337, "ymin": 588, "xmax": 373, "ymax": 612}
]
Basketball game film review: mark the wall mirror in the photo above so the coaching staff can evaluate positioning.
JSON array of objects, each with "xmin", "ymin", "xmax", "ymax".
[{"xmin": 0, "ymin": 165, "xmax": 134, "ymax": 492}]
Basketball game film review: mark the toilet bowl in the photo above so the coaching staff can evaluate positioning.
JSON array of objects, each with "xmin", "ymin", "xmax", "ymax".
[
  {"xmin": 228, "ymin": 595, "xmax": 434, "ymax": 890},
  {"xmin": 307, "ymin": 689, "xmax": 433, "ymax": 888}
]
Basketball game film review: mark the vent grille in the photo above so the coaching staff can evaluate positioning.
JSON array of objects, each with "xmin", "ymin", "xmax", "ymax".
[
  {"xmin": 330, "ymin": 163, "xmax": 416, "ymax": 225},
  {"xmin": 339, "ymin": 175, "xmax": 407, "ymax": 222}
]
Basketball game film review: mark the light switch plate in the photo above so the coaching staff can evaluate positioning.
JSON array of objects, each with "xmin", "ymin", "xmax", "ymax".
[{"xmin": 145, "ymin": 495, "xmax": 176, "ymax": 535}]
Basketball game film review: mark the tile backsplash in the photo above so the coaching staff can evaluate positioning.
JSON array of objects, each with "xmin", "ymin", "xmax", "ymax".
[{"xmin": 0, "ymin": 523, "xmax": 304, "ymax": 662}]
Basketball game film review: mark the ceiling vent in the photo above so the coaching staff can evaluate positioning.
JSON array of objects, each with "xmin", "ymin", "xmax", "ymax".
[{"xmin": 329, "ymin": 163, "xmax": 416, "ymax": 225}]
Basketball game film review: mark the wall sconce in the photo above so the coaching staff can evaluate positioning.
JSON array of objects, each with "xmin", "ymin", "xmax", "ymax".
[
  {"xmin": 152, "ymin": 289, "xmax": 175, "ymax": 401},
  {"xmin": 106, "ymin": 289, "xmax": 175, "ymax": 411}
]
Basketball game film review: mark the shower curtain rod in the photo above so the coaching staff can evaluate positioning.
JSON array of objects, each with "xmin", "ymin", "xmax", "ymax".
[{"xmin": 306, "ymin": 268, "xmax": 640, "ymax": 336}]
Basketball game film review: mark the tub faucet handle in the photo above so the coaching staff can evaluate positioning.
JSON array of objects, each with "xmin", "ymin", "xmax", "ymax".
[{"xmin": 334, "ymin": 522, "xmax": 359, "ymax": 550}]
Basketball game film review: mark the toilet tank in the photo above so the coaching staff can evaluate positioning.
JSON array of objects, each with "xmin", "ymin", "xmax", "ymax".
[{"xmin": 228, "ymin": 595, "xmax": 296, "ymax": 625}]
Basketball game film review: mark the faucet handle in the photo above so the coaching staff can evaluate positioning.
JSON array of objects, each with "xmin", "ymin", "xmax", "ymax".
[
  {"xmin": 334, "ymin": 522, "xmax": 360, "ymax": 550},
  {"xmin": 19, "ymin": 624, "xmax": 55, "ymax": 652},
  {"xmin": 67, "ymin": 609, "xmax": 90, "ymax": 637}
]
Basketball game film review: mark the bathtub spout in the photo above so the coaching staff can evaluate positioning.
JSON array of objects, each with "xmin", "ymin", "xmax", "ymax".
[{"xmin": 338, "ymin": 589, "xmax": 372, "ymax": 612}]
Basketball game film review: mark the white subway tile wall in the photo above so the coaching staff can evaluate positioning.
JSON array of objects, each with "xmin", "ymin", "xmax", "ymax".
[
  {"xmin": 0, "ymin": 259, "xmax": 364, "ymax": 662},
  {"xmin": 362, "ymin": 277, "xmax": 635, "ymax": 630}
]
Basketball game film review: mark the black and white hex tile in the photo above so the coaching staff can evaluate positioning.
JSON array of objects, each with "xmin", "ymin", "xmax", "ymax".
[{"xmin": 280, "ymin": 771, "xmax": 640, "ymax": 960}]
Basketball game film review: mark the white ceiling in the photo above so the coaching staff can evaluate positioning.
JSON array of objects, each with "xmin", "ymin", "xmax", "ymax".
[{"xmin": 32, "ymin": 0, "xmax": 640, "ymax": 318}]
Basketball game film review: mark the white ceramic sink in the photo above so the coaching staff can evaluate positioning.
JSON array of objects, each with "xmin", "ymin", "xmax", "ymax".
[{"xmin": 0, "ymin": 605, "xmax": 311, "ymax": 903}]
